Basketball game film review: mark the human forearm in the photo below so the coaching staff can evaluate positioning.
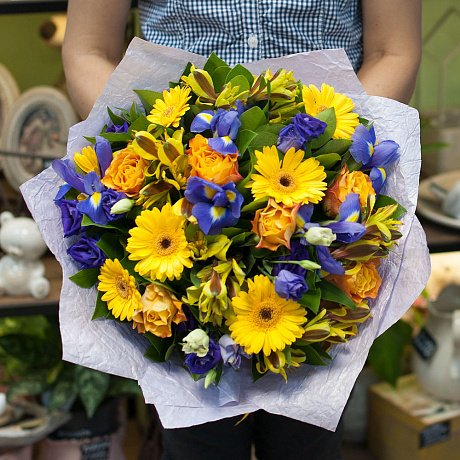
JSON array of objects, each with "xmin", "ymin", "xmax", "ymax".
[
  {"xmin": 358, "ymin": 0, "xmax": 422, "ymax": 104},
  {"xmin": 62, "ymin": 0, "xmax": 131, "ymax": 119}
]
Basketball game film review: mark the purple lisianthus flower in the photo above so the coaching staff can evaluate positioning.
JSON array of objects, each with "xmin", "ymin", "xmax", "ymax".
[
  {"xmin": 275, "ymin": 269, "xmax": 308, "ymax": 301},
  {"xmin": 67, "ymin": 234, "xmax": 106, "ymax": 269},
  {"xmin": 277, "ymin": 124, "xmax": 305, "ymax": 153},
  {"xmin": 184, "ymin": 177, "xmax": 243, "ymax": 235},
  {"xmin": 277, "ymin": 113, "xmax": 327, "ymax": 153},
  {"xmin": 218, "ymin": 335, "xmax": 251, "ymax": 370},
  {"xmin": 55, "ymin": 198, "xmax": 83, "ymax": 237},
  {"xmin": 273, "ymin": 240, "xmax": 310, "ymax": 277},
  {"xmin": 184, "ymin": 338, "xmax": 221, "ymax": 375},
  {"xmin": 105, "ymin": 121, "xmax": 129, "ymax": 133},
  {"xmin": 350, "ymin": 124, "xmax": 400, "ymax": 169}
]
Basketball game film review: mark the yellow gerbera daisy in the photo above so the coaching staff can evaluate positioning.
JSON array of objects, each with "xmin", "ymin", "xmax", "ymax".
[
  {"xmin": 227, "ymin": 275, "xmax": 307, "ymax": 356},
  {"xmin": 97, "ymin": 258, "xmax": 142, "ymax": 321},
  {"xmin": 250, "ymin": 145, "xmax": 327, "ymax": 206},
  {"xmin": 302, "ymin": 83, "xmax": 359, "ymax": 139},
  {"xmin": 126, "ymin": 203, "xmax": 193, "ymax": 282},
  {"xmin": 74, "ymin": 146, "xmax": 99, "ymax": 174},
  {"xmin": 147, "ymin": 86, "xmax": 191, "ymax": 128}
]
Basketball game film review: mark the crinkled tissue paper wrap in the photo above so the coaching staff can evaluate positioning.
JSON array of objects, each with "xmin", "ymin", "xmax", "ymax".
[{"xmin": 21, "ymin": 37, "xmax": 430, "ymax": 431}]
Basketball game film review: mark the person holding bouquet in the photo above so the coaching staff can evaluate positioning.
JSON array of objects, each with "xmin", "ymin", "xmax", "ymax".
[{"xmin": 60, "ymin": 1, "xmax": 422, "ymax": 459}]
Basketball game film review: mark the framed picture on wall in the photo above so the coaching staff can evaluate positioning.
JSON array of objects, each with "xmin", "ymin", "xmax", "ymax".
[
  {"xmin": 0, "ymin": 63, "xmax": 20, "ymax": 141},
  {"xmin": 0, "ymin": 86, "xmax": 78, "ymax": 190}
]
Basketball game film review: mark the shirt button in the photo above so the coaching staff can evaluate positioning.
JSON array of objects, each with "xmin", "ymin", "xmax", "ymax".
[{"xmin": 247, "ymin": 34, "xmax": 259, "ymax": 48}]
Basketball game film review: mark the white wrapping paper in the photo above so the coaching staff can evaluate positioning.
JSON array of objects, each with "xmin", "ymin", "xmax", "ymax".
[{"xmin": 21, "ymin": 38, "xmax": 430, "ymax": 431}]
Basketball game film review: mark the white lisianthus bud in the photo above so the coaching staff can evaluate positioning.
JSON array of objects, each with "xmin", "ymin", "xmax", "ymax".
[
  {"xmin": 298, "ymin": 260, "xmax": 322, "ymax": 270},
  {"xmin": 110, "ymin": 198, "xmax": 135, "ymax": 214},
  {"xmin": 305, "ymin": 227, "xmax": 336, "ymax": 246},
  {"xmin": 182, "ymin": 329, "xmax": 209, "ymax": 357},
  {"xmin": 204, "ymin": 369, "xmax": 217, "ymax": 389}
]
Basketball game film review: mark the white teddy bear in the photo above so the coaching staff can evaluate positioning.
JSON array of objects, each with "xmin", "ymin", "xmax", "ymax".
[{"xmin": 0, "ymin": 211, "xmax": 50, "ymax": 299}]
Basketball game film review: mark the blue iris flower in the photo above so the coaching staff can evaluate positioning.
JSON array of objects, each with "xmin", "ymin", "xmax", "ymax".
[
  {"xmin": 94, "ymin": 136, "xmax": 113, "ymax": 177},
  {"xmin": 190, "ymin": 108, "xmax": 241, "ymax": 155},
  {"xmin": 184, "ymin": 177, "xmax": 244, "ymax": 235},
  {"xmin": 350, "ymin": 124, "xmax": 400, "ymax": 169},
  {"xmin": 369, "ymin": 167, "xmax": 386, "ymax": 194},
  {"xmin": 296, "ymin": 195, "xmax": 366, "ymax": 275}
]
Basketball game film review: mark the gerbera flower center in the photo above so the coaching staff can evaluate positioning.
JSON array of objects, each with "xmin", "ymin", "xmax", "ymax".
[
  {"xmin": 252, "ymin": 300, "xmax": 282, "ymax": 331},
  {"xmin": 155, "ymin": 232, "xmax": 176, "ymax": 255},
  {"xmin": 162, "ymin": 106, "xmax": 175, "ymax": 118},
  {"xmin": 314, "ymin": 104, "xmax": 329, "ymax": 115},
  {"xmin": 272, "ymin": 172, "xmax": 297, "ymax": 193},
  {"xmin": 115, "ymin": 276, "xmax": 130, "ymax": 299}
]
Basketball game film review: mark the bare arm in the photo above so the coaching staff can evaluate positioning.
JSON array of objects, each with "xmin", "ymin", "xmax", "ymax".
[
  {"xmin": 357, "ymin": 0, "xmax": 422, "ymax": 104},
  {"xmin": 62, "ymin": 0, "xmax": 132, "ymax": 119}
]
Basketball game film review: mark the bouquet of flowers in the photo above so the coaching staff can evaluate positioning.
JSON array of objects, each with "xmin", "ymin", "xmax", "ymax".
[{"xmin": 21, "ymin": 39, "xmax": 429, "ymax": 430}]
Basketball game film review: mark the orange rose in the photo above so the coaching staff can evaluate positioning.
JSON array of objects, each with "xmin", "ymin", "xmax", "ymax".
[
  {"xmin": 102, "ymin": 145, "xmax": 149, "ymax": 197},
  {"xmin": 327, "ymin": 259, "xmax": 381, "ymax": 304},
  {"xmin": 133, "ymin": 284, "xmax": 187, "ymax": 338},
  {"xmin": 187, "ymin": 134, "xmax": 242, "ymax": 185},
  {"xmin": 323, "ymin": 165, "xmax": 375, "ymax": 217},
  {"xmin": 251, "ymin": 199, "xmax": 300, "ymax": 251}
]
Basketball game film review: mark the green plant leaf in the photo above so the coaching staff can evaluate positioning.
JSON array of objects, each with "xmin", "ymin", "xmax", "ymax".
[
  {"xmin": 96, "ymin": 233, "xmax": 125, "ymax": 261},
  {"xmin": 107, "ymin": 376, "xmax": 142, "ymax": 398},
  {"xmin": 203, "ymin": 52, "xmax": 229, "ymax": 75},
  {"xmin": 241, "ymin": 197, "xmax": 268, "ymax": 214},
  {"xmin": 134, "ymin": 89, "xmax": 163, "ymax": 114},
  {"xmin": 367, "ymin": 320, "xmax": 412, "ymax": 386},
  {"xmin": 374, "ymin": 194, "xmax": 407, "ymax": 219},
  {"xmin": 319, "ymin": 278, "xmax": 356, "ymax": 310},
  {"xmin": 69, "ymin": 268, "xmax": 100, "ymax": 289},
  {"xmin": 92, "ymin": 290, "xmax": 110, "ymax": 320},
  {"xmin": 249, "ymin": 132, "xmax": 279, "ymax": 149},
  {"xmin": 313, "ymin": 139, "xmax": 352, "ymax": 156},
  {"xmin": 310, "ymin": 108, "xmax": 337, "ymax": 149},
  {"xmin": 144, "ymin": 333, "xmax": 174, "ymax": 363},
  {"xmin": 127, "ymin": 113, "xmax": 150, "ymax": 134},
  {"xmin": 297, "ymin": 288, "xmax": 321, "ymax": 314},
  {"xmin": 225, "ymin": 64, "xmax": 254, "ymax": 86},
  {"xmin": 235, "ymin": 129, "xmax": 258, "ymax": 155},
  {"xmin": 239, "ymin": 106, "xmax": 267, "ymax": 131},
  {"xmin": 314, "ymin": 153, "xmax": 341, "ymax": 170},
  {"xmin": 296, "ymin": 343, "xmax": 330, "ymax": 366},
  {"xmin": 75, "ymin": 365, "xmax": 111, "ymax": 418},
  {"xmin": 81, "ymin": 215, "xmax": 133, "ymax": 233},
  {"xmin": 48, "ymin": 379, "xmax": 75, "ymax": 412},
  {"xmin": 107, "ymin": 107, "xmax": 126, "ymax": 126},
  {"xmin": 226, "ymin": 75, "xmax": 250, "ymax": 95}
]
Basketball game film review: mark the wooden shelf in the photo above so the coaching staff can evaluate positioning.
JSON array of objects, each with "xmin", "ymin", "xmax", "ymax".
[{"xmin": 0, "ymin": 256, "xmax": 61, "ymax": 317}]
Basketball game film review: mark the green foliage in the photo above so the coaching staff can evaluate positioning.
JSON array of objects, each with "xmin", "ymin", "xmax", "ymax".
[{"xmin": 367, "ymin": 320, "xmax": 413, "ymax": 386}]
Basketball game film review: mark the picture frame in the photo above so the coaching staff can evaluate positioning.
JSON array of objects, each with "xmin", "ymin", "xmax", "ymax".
[{"xmin": 0, "ymin": 86, "xmax": 78, "ymax": 191}]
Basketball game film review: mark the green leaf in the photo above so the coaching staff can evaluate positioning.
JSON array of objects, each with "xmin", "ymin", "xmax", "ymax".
[
  {"xmin": 210, "ymin": 65, "xmax": 232, "ymax": 93},
  {"xmin": 319, "ymin": 279, "xmax": 356, "ymax": 310},
  {"xmin": 313, "ymin": 139, "xmax": 352, "ymax": 156},
  {"xmin": 239, "ymin": 106, "xmax": 267, "ymax": 131},
  {"xmin": 7, "ymin": 379, "xmax": 48, "ymax": 400},
  {"xmin": 69, "ymin": 268, "xmax": 100, "ymax": 289},
  {"xmin": 249, "ymin": 132, "xmax": 279, "ymax": 149},
  {"xmin": 310, "ymin": 108, "xmax": 337, "ymax": 149},
  {"xmin": 75, "ymin": 365, "xmax": 111, "ymax": 418},
  {"xmin": 96, "ymin": 233, "xmax": 125, "ymax": 261},
  {"xmin": 92, "ymin": 290, "xmax": 110, "ymax": 320},
  {"xmin": 107, "ymin": 107, "xmax": 126, "ymax": 126},
  {"xmin": 297, "ymin": 343, "xmax": 330, "ymax": 366},
  {"xmin": 203, "ymin": 52, "xmax": 229, "ymax": 75},
  {"xmin": 374, "ymin": 194, "xmax": 407, "ymax": 219},
  {"xmin": 107, "ymin": 376, "xmax": 142, "ymax": 398},
  {"xmin": 251, "ymin": 355, "xmax": 267, "ymax": 383},
  {"xmin": 119, "ymin": 256, "xmax": 147, "ymax": 283},
  {"xmin": 0, "ymin": 334, "xmax": 61, "ymax": 369},
  {"xmin": 255, "ymin": 123, "xmax": 284, "ymax": 136},
  {"xmin": 48, "ymin": 379, "xmax": 75, "ymax": 412},
  {"xmin": 134, "ymin": 89, "xmax": 163, "ymax": 114},
  {"xmin": 367, "ymin": 320, "xmax": 412, "ymax": 386},
  {"xmin": 127, "ymin": 113, "xmax": 150, "ymax": 134},
  {"xmin": 241, "ymin": 196, "xmax": 268, "ymax": 214},
  {"xmin": 225, "ymin": 64, "xmax": 254, "ymax": 86},
  {"xmin": 297, "ymin": 288, "xmax": 321, "ymax": 314},
  {"xmin": 235, "ymin": 129, "xmax": 258, "ymax": 155},
  {"xmin": 314, "ymin": 153, "xmax": 341, "ymax": 170},
  {"xmin": 144, "ymin": 333, "xmax": 173, "ymax": 363},
  {"xmin": 226, "ymin": 75, "xmax": 250, "ymax": 95},
  {"xmin": 81, "ymin": 215, "xmax": 133, "ymax": 233}
]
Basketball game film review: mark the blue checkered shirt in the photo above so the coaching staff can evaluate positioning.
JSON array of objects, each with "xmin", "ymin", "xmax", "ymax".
[{"xmin": 138, "ymin": 0, "xmax": 363, "ymax": 71}]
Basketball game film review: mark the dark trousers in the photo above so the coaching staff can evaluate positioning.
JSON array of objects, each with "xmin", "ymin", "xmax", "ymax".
[{"xmin": 139, "ymin": 408, "xmax": 343, "ymax": 460}]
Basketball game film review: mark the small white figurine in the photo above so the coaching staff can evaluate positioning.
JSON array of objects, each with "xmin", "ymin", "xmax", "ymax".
[{"xmin": 0, "ymin": 211, "xmax": 50, "ymax": 299}]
